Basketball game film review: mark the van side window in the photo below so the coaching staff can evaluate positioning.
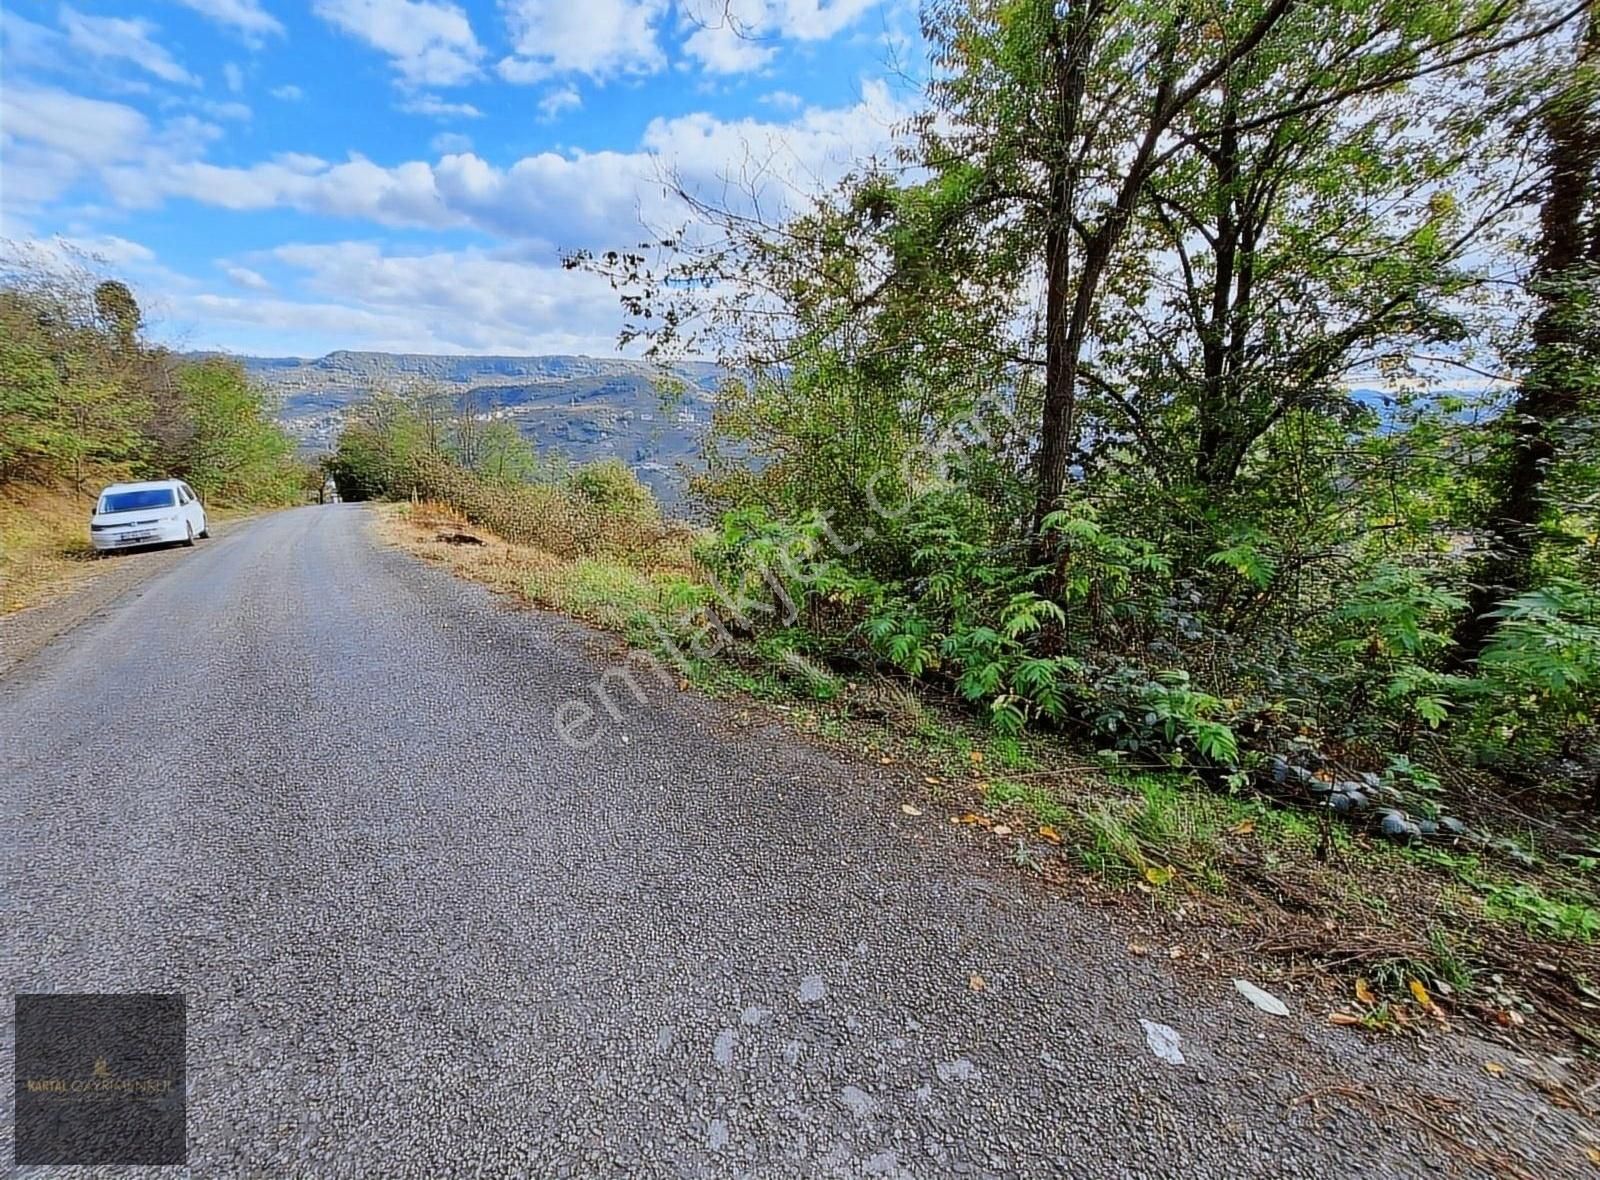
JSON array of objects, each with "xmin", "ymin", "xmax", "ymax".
[{"xmin": 176, "ymin": 487, "xmax": 190, "ymax": 505}]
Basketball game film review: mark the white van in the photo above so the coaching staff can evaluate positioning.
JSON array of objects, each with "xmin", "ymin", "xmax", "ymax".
[{"xmin": 90, "ymin": 479, "xmax": 209, "ymax": 552}]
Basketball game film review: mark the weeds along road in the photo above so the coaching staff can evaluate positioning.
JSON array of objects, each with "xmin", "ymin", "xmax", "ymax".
[{"xmin": 0, "ymin": 505, "xmax": 1578, "ymax": 1177}]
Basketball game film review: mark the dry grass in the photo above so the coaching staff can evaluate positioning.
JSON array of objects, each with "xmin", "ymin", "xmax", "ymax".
[
  {"xmin": 0, "ymin": 482, "xmax": 102, "ymax": 614},
  {"xmin": 376, "ymin": 500, "xmax": 703, "ymax": 643}
]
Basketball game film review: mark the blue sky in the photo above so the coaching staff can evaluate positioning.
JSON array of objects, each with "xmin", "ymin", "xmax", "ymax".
[{"xmin": 1, "ymin": 0, "xmax": 922, "ymax": 355}]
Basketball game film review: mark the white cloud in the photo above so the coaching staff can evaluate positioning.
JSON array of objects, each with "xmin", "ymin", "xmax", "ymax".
[
  {"xmin": 170, "ymin": 0, "xmax": 285, "ymax": 42},
  {"xmin": 400, "ymin": 94, "xmax": 484, "ymax": 119},
  {"xmin": 28, "ymin": 233, "xmax": 159, "ymax": 267},
  {"xmin": 759, "ymin": 89, "xmax": 804, "ymax": 110},
  {"xmin": 679, "ymin": 0, "xmax": 881, "ymax": 74},
  {"xmin": 60, "ymin": 8, "xmax": 198, "ymax": 86},
  {"xmin": 12, "ymin": 81, "xmax": 908, "ymax": 253},
  {"xmin": 681, "ymin": 0, "xmax": 775, "ymax": 74},
  {"xmin": 0, "ymin": 86, "xmax": 227, "ymax": 216},
  {"xmin": 133, "ymin": 241, "xmax": 629, "ymax": 354},
  {"xmin": 777, "ymin": 0, "xmax": 883, "ymax": 40},
  {"xmin": 314, "ymin": 0, "xmax": 483, "ymax": 87},
  {"xmin": 270, "ymin": 84, "xmax": 304, "ymax": 100},
  {"xmin": 497, "ymin": 0, "xmax": 666, "ymax": 82},
  {"xmin": 223, "ymin": 263, "xmax": 272, "ymax": 290},
  {"xmin": 164, "ymin": 92, "xmax": 253, "ymax": 122},
  {"xmin": 431, "ymin": 131, "xmax": 473, "ymax": 153},
  {"xmin": 223, "ymin": 61, "xmax": 245, "ymax": 92},
  {"xmin": 1, "ymin": 11, "xmax": 70, "ymax": 73},
  {"xmin": 0, "ymin": 85, "xmax": 152, "ymax": 204},
  {"xmin": 538, "ymin": 84, "xmax": 581, "ymax": 120},
  {"xmin": 264, "ymin": 241, "xmax": 631, "ymax": 352}
]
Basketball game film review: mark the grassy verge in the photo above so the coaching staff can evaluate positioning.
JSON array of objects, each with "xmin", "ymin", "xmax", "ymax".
[
  {"xmin": 376, "ymin": 499, "xmax": 699, "ymax": 645},
  {"xmin": 380, "ymin": 498, "xmax": 1600, "ymax": 1052},
  {"xmin": 0, "ymin": 483, "xmax": 102, "ymax": 614}
]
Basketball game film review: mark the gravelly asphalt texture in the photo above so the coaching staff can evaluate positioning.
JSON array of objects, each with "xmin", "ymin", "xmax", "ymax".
[{"xmin": 2, "ymin": 505, "xmax": 1590, "ymax": 1178}]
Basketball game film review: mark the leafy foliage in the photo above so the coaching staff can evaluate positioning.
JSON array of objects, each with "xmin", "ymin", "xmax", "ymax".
[{"xmin": 0, "ymin": 251, "xmax": 301, "ymax": 505}]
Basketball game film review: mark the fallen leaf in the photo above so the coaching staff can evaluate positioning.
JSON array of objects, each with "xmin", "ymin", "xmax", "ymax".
[
  {"xmin": 1229, "ymin": 818, "xmax": 1256, "ymax": 835},
  {"xmin": 1143, "ymin": 864, "xmax": 1176, "ymax": 887},
  {"xmin": 677, "ymin": 677, "xmax": 690, "ymax": 691},
  {"xmin": 969, "ymin": 750, "xmax": 984, "ymax": 765},
  {"xmin": 1483, "ymin": 1061, "xmax": 1505, "ymax": 1076},
  {"xmin": 901, "ymin": 804, "xmax": 923, "ymax": 816},
  {"xmin": 1409, "ymin": 979, "xmax": 1435, "ymax": 1009},
  {"xmin": 1167, "ymin": 946, "xmax": 1185, "ymax": 960},
  {"xmin": 1037, "ymin": 824, "xmax": 1062, "ymax": 844},
  {"xmin": 992, "ymin": 825, "xmax": 1012, "ymax": 837},
  {"xmin": 1355, "ymin": 979, "xmax": 1376, "ymax": 1006},
  {"xmin": 923, "ymin": 776, "xmax": 941, "ymax": 784},
  {"xmin": 1128, "ymin": 942, "xmax": 1150, "ymax": 956},
  {"xmin": 1328, "ymin": 1011, "xmax": 1362, "ymax": 1026},
  {"xmin": 1234, "ymin": 978, "xmax": 1291, "ymax": 1017},
  {"xmin": 878, "ymin": 756, "xmax": 894, "ymax": 765},
  {"xmin": 968, "ymin": 973, "xmax": 987, "ymax": 993},
  {"xmin": 1587, "ymin": 1146, "xmax": 1600, "ymax": 1165}
]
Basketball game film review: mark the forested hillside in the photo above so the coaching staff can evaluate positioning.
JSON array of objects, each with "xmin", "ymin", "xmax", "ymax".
[
  {"xmin": 0, "ymin": 258, "xmax": 306, "ymax": 608},
  {"xmin": 552, "ymin": 0, "xmax": 1600, "ymax": 814},
  {"xmin": 335, "ymin": 0, "xmax": 1600, "ymax": 817}
]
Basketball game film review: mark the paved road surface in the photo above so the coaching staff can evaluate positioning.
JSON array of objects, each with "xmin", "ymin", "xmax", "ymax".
[{"xmin": 0, "ymin": 506, "xmax": 1581, "ymax": 1176}]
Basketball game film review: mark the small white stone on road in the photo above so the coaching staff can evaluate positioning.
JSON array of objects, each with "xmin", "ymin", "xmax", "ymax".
[
  {"xmin": 1140, "ymin": 1019, "xmax": 1186, "ymax": 1066},
  {"xmin": 708, "ymin": 1118, "xmax": 729, "ymax": 1151},
  {"xmin": 864, "ymin": 1149, "xmax": 902, "ymax": 1175},
  {"xmin": 936, "ymin": 1057, "xmax": 981, "ymax": 1084},
  {"xmin": 838, "ymin": 1085, "xmax": 879, "ymax": 1118},
  {"xmin": 798, "ymin": 974, "xmax": 827, "ymax": 1003},
  {"xmin": 713, "ymin": 1028, "xmax": 737, "ymax": 1067}
]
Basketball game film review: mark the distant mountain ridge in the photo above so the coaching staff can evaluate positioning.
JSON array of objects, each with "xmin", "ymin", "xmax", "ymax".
[{"xmin": 212, "ymin": 350, "xmax": 726, "ymax": 506}]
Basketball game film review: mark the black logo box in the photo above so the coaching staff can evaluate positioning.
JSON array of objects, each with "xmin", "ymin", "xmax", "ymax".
[{"xmin": 13, "ymin": 993, "xmax": 187, "ymax": 1166}]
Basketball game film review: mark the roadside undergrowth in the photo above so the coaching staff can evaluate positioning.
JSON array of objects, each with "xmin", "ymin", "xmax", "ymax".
[
  {"xmin": 1, "ymin": 482, "xmax": 107, "ymax": 614},
  {"xmin": 380, "ymin": 499, "xmax": 1600, "ymax": 1056}
]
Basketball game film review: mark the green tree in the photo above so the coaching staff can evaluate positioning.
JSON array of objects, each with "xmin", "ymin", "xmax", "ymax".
[
  {"xmin": 169, "ymin": 358, "xmax": 298, "ymax": 504},
  {"xmin": 1455, "ymin": 9, "xmax": 1600, "ymax": 663}
]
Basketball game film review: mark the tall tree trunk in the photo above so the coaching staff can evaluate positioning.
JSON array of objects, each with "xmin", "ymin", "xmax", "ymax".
[
  {"xmin": 1453, "ymin": 9, "xmax": 1599, "ymax": 665},
  {"xmin": 1030, "ymin": 4, "xmax": 1091, "ymax": 559},
  {"xmin": 1196, "ymin": 86, "xmax": 1242, "ymax": 491},
  {"xmin": 1035, "ymin": 174, "xmax": 1075, "ymax": 547}
]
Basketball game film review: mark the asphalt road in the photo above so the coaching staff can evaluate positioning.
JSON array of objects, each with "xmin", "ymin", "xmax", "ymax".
[{"xmin": 0, "ymin": 506, "xmax": 1584, "ymax": 1177}]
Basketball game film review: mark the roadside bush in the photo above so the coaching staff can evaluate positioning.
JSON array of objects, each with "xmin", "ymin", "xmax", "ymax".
[
  {"xmin": 403, "ymin": 450, "xmax": 683, "ymax": 570},
  {"xmin": 0, "ymin": 255, "xmax": 303, "ymax": 506}
]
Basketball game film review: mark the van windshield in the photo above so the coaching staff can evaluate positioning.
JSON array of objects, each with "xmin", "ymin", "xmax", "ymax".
[{"xmin": 100, "ymin": 488, "xmax": 176, "ymax": 513}]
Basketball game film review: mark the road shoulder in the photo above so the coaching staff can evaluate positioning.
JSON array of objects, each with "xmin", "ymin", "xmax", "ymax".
[{"xmin": 0, "ymin": 514, "xmax": 265, "ymax": 681}]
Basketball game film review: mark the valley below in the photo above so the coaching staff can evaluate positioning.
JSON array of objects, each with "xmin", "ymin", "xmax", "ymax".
[{"xmin": 227, "ymin": 350, "xmax": 725, "ymax": 506}]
